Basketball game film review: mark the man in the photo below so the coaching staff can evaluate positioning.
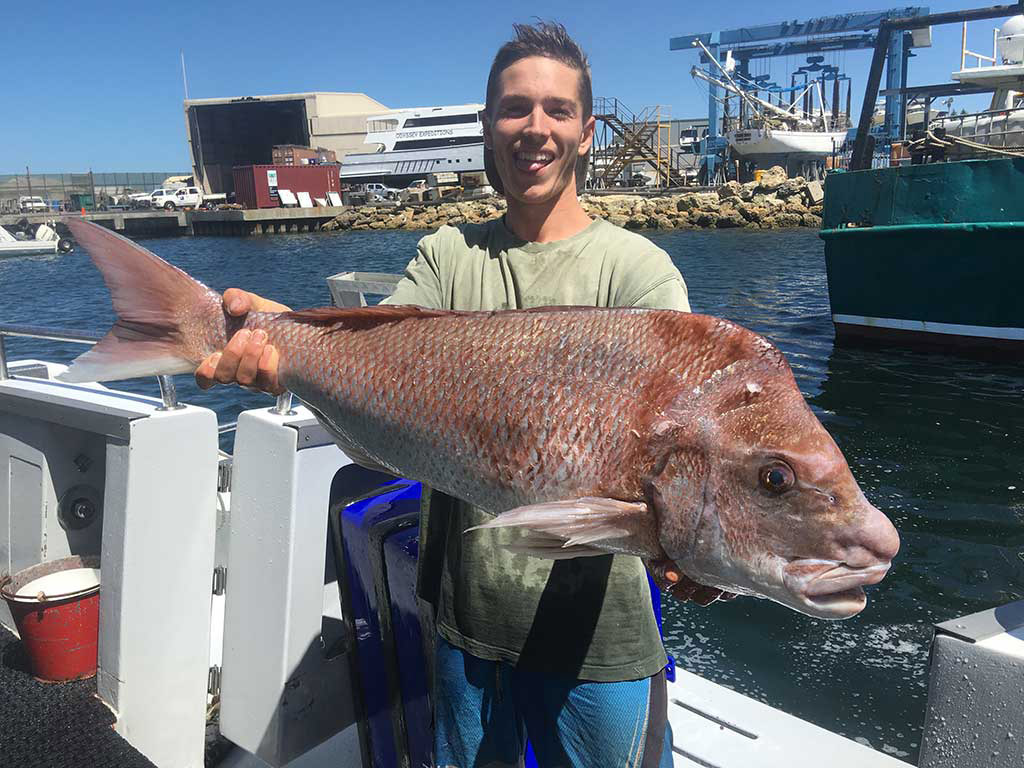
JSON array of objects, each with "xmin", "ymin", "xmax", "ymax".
[{"xmin": 198, "ymin": 22, "xmax": 729, "ymax": 767}]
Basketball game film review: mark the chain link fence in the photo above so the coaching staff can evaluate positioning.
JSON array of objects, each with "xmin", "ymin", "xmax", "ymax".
[{"xmin": 0, "ymin": 171, "xmax": 189, "ymax": 213}]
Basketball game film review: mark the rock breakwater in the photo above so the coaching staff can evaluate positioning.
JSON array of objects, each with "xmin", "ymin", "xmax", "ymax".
[{"xmin": 322, "ymin": 166, "xmax": 824, "ymax": 233}]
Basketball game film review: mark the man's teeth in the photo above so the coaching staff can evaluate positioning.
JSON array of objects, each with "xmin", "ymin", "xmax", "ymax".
[{"xmin": 517, "ymin": 152, "xmax": 553, "ymax": 163}]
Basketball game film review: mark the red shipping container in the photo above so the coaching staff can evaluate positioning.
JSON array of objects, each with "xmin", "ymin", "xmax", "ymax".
[{"xmin": 232, "ymin": 164, "xmax": 341, "ymax": 209}]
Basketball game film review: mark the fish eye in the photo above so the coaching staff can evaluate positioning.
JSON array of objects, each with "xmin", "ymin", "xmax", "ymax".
[{"xmin": 759, "ymin": 461, "xmax": 795, "ymax": 493}]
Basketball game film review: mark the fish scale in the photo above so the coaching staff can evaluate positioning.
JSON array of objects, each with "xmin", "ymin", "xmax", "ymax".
[{"xmin": 259, "ymin": 308, "xmax": 685, "ymax": 514}]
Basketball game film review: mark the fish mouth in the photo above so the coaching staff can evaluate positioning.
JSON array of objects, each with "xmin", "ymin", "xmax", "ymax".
[{"xmin": 782, "ymin": 558, "xmax": 891, "ymax": 619}]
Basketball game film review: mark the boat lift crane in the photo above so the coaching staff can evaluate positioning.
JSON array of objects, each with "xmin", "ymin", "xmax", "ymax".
[{"xmin": 670, "ymin": 7, "xmax": 931, "ymax": 178}]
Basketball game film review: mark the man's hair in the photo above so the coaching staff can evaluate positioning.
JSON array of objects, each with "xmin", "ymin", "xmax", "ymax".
[
  {"xmin": 485, "ymin": 21, "xmax": 593, "ymax": 121},
  {"xmin": 483, "ymin": 21, "xmax": 593, "ymax": 195}
]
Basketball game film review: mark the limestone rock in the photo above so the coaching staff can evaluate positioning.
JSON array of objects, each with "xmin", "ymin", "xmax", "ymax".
[
  {"xmin": 755, "ymin": 165, "xmax": 788, "ymax": 192},
  {"xmin": 718, "ymin": 181, "xmax": 742, "ymax": 200}
]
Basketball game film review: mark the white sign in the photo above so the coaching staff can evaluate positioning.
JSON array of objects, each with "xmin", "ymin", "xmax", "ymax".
[{"xmin": 267, "ymin": 169, "xmax": 278, "ymax": 188}]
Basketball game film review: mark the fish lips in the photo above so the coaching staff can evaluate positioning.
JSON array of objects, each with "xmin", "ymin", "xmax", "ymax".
[{"xmin": 781, "ymin": 559, "xmax": 892, "ymax": 619}]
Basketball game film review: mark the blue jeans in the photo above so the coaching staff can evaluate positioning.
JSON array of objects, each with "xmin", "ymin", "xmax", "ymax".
[{"xmin": 433, "ymin": 635, "xmax": 672, "ymax": 768}]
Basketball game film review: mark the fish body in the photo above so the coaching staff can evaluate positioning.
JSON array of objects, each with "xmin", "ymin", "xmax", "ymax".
[{"xmin": 61, "ymin": 219, "xmax": 899, "ymax": 619}]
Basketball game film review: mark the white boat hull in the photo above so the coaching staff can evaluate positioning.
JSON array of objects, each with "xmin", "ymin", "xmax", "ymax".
[
  {"xmin": 0, "ymin": 241, "xmax": 58, "ymax": 258},
  {"xmin": 728, "ymin": 128, "xmax": 848, "ymax": 157},
  {"xmin": 0, "ymin": 224, "xmax": 60, "ymax": 258}
]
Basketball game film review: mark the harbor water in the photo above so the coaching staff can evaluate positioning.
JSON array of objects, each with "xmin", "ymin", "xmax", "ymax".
[{"xmin": 4, "ymin": 226, "xmax": 1024, "ymax": 762}]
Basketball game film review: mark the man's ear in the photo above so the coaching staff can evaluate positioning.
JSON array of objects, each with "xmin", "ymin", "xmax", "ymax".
[
  {"xmin": 481, "ymin": 110, "xmax": 493, "ymax": 150},
  {"xmin": 579, "ymin": 115, "xmax": 596, "ymax": 156}
]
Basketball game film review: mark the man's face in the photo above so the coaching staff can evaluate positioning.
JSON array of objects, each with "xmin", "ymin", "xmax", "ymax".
[{"xmin": 485, "ymin": 56, "xmax": 595, "ymax": 206}]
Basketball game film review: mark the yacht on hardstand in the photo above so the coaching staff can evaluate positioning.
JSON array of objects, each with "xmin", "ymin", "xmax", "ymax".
[
  {"xmin": 339, "ymin": 104, "xmax": 485, "ymax": 181},
  {"xmin": 689, "ymin": 40, "xmax": 851, "ymax": 175}
]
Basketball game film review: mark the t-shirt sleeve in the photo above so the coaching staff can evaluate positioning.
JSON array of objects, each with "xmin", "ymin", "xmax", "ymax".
[
  {"xmin": 380, "ymin": 232, "xmax": 446, "ymax": 309},
  {"xmin": 614, "ymin": 241, "xmax": 691, "ymax": 312},
  {"xmin": 631, "ymin": 274, "xmax": 690, "ymax": 312}
]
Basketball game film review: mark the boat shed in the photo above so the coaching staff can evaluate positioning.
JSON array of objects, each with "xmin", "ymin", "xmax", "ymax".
[{"xmin": 183, "ymin": 92, "xmax": 388, "ymax": 196}]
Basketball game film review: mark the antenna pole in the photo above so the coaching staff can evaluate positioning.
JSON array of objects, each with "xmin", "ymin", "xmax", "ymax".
[{"xmin": 180, "ymin": 50, "xmax": 190, "ymax": 101}]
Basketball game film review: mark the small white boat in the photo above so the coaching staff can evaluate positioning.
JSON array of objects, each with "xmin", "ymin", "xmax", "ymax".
[
  {"xmin": 0, "ymin": 223, "xmax": 72, "ymax": 259},
  {"xmin": 727, "ymin": 127, "xmax": 849, "ymax": 157}
]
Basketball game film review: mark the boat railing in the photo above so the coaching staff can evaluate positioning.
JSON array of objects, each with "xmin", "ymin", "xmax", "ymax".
[
  {"xmin": 0, "ymin": 322, "xmax": 292, "ymax": 426},
  {"xmin": 931, "ymin": 107, "xmax": 1024, "ymax": 151}
]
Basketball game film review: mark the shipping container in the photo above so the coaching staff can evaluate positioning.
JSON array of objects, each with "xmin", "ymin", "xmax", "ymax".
[
  {"xmin": 271, "ymin": 145, "xmax": 337, "ymax": 166},
  {"xmin": 232, "ymin": 164, "xmax": 341, "ymax": 209}
]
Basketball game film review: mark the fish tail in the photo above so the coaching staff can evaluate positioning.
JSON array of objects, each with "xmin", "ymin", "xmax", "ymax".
[{"xmin": 58, "ymin": 219, "xmax": 226, "ymax": 383}]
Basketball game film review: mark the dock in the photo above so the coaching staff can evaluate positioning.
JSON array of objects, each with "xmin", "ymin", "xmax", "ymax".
[
  {"xmin": 189, "ymin": 206, "xmax": 345, "ymax": 235},
  {"xmin": 0, "ymin": 206, "xmax": 348, "ymax": 238}
]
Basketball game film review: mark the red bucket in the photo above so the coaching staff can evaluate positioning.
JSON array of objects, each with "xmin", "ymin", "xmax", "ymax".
[{"xmin": 1, "ymin": 555, "xmax": 100, "ymax": 682}]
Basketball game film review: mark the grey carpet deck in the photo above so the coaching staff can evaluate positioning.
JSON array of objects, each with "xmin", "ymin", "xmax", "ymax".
[{"xmin": 0, "ymin": 624, "xmax": 157, "ymax": 768}]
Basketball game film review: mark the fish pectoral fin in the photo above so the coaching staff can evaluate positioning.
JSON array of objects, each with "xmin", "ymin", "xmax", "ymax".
[
  {"xmin": 464, "ymin": 497, "xmax": 660, "ymax": 559},
  {"xmin": 505, "ymin": 532, "xmax": 611, "ymax": 560}
]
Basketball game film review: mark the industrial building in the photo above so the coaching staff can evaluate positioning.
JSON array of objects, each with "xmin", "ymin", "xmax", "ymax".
[{"xmin": 183, "ymin": 92, "xmax": 388, "ymax": 196}]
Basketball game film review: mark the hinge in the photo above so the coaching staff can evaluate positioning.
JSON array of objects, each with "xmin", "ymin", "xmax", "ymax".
[
  {"xmin": 208, "ymin": 665, "xmax": 222, "ymax": 696},
  {"xmin": 212, "ymin": 566, "xmax": 227, "ymax": 595},
  {"xmin": 217, "ymin": 457, "xmax": 232, "ymax": 492}
]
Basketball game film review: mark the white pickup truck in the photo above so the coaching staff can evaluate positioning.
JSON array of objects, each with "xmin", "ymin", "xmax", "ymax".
[
  {"xmin": 18, "ymin": 196, "xmax": 49, "ymax": 213},
  {"xmin": 149, "ymin": 186, "xmax": 227, "ymax": 210}
]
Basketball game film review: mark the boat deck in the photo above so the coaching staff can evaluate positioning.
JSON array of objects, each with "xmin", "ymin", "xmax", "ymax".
[{"xmin": 0, "ymin": 625, "xmax": 155, "ymax": 768}]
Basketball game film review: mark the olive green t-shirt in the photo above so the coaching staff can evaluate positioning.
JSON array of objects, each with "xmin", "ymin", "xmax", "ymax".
[{"xmin": 382, "ymin": 215, "xmax": 689, "ymax": 682}]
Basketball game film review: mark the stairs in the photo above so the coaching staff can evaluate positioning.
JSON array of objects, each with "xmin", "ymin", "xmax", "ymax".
[{"xmin": 592, "ymin": 98, "xmax": 690, "ymax": 188}]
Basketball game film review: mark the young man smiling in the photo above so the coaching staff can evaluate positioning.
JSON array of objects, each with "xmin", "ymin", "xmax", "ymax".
[{"xmin": 198, "ymin": 21, "xmax": 731, "ymax": 768}]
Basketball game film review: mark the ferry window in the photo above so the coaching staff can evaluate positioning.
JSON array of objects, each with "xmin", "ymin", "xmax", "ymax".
[
  {"xmin": 404, "ymin": 114, "xmax": 479, "ymax": 128},
  {"xmin": 393, "ymin": 136, "xmax": 484, "ymax": 151},
  {"xmin": 368, "ymin": 119, "xmax": 400, "ymax": 132}
]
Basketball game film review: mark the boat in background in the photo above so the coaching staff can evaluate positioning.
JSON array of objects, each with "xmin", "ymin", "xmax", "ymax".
[
  {"xmin": 690, "ymin": 40, "xmax": 852, "ymax": 177},
  {"xmin": 0, "ymin": 222, "xmax": 72, "ymax": 259},
  {"xmin": 340, "ymin": 104, "xmax": 485, "ymax": 183},
  {"xmin": 823, "ymin": 10, "xmax": 1024, "ymax": 354}
]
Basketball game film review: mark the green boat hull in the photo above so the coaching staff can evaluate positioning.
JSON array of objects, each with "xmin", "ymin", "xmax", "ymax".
[{"xmin": 820, "ymin": 158, "xmax": 1024, "ymax": 352}]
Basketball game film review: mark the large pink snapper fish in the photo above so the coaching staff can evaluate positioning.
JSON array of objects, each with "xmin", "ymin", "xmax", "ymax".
[{"xmin": 62, "ymin": 219, "xmax": 898, "ymax": 619}]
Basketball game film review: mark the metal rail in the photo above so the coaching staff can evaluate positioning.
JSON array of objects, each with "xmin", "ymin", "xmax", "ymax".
[{"xmin": 1, "ymin": 323, "xmax": 181, "ymax": 411}]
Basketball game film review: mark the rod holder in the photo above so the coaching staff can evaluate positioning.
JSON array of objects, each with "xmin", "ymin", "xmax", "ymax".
[
  {"xmin": 271, "ymin": 391, "xmax": 296, "ymax": 416},
  {"xmin": 156, "ymin": 375, "xmax": 184, "ymax": 411}
]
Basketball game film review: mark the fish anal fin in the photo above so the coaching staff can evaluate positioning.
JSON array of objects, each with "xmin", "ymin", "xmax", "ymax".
[{"xmin": 465, "ymin": 496, "xmax": 661, "ymax": 559}]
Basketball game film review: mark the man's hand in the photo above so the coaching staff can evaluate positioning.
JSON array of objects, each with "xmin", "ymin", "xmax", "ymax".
[
  {"xmin": 647, "ymin": 558, "xmax": 737, "ymax": 607},
  {"xmin": 195, "ymin": 289, "xmax": 291, "ymax": 395}
]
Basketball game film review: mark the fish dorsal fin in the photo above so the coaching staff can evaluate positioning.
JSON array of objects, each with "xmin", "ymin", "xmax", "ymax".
[
  {"xmin": 285, "ymin": 305, "xmax": 457, "ymax": 332},
  {"xmin": 284, "ymin": 303, "xmax": 631, "ymax": 333}
]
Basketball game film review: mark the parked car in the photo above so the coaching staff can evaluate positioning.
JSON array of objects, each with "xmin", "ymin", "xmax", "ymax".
[
  {"xmin": 18, "ymin": 196, "xmax": 48, "ymax": 213},
  {"xmin": 149, "ymin": 188, "xmax": 180, "ymax": 209},
  {"xmin": 364, "ymin": 182, "xmax": 399, "ymax": 202},
  {"xmin": 172, "ymin": 187, "xmax": 203, "ymax": 209}
]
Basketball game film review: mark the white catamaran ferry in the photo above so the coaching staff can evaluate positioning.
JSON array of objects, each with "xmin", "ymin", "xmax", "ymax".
[{"xmin": 340, "ymin": 104, "xmax": 485, "ymax": 180}]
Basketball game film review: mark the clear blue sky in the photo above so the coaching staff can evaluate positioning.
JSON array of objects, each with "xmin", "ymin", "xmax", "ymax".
[{"xmin": 1, "ymin": 0, "xmax": 1007, "ymax": 173}]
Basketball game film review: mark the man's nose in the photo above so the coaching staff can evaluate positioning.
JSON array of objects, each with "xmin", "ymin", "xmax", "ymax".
[{"xmin": 522, "ymin": 106, "xmax": 551, "ymax": 139}]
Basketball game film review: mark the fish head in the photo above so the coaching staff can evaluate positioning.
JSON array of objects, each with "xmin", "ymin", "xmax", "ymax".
[{"xmin": 652, "ymin": 361, "xmax": 899, "ymax": 620}]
